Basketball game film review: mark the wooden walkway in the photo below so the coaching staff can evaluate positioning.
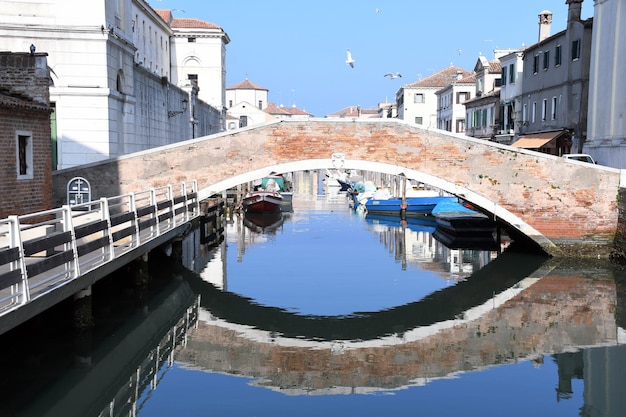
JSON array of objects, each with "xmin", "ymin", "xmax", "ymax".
[{"xmin": 0, "ymin": 181, "xmax": 202, "ymax": 335}]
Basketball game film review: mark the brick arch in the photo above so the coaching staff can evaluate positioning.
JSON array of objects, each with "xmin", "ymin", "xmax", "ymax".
[
  {"xmin": 197, "ymin": 158, "xmax": 552, "ymax": 252},
  {"xmin": 52, "ymin": 119, "xmax": 623, "ymax": 258}
]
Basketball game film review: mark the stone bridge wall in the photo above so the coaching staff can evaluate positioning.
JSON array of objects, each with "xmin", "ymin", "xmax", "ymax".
[{"xmin": 52, "ymin": 119, "xmax": 624, "ymax": 258}]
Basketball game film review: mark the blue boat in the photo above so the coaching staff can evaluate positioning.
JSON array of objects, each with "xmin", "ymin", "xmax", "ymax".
[
  {"xmin": 364, "ymin": 213, "xmax": 438, "ymax": 233},
  {"xmin": 365, "ymin": 195, "xmax": 457, "ymax": 216}
]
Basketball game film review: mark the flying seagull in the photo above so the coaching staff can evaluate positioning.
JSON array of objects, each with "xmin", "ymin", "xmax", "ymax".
[
  {"xmin": 345, "ymin": 49, "xmax": 355, "ymax": 68},
  {"xmin": 384, "ymin": 72, "xmax": 402, "ymax": 79}
]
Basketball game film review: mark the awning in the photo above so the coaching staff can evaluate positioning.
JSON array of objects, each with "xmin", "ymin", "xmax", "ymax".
[{"xmin": 511, "ymin": 130, "xmax": 568, "ymax": 149}]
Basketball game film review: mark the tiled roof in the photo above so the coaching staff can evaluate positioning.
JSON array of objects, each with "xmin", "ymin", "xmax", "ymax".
[
  {"xmin": 155, "ymin": 10, "xmax": 222, "ymax": 30},
  {"xmin": 155, "ymin": 10, "xmax": 172, "ymax": 24},
  {"xmin": 171, "ymin": 18, "xmax": 221, "ymax": 30},
  {"xmin": 326, "ymin": 105, "xmax": 379, "ymax": 118},
  {"xmin": 0, "ymin": 90, "xmax": 50, "ymax": 112},
  {"xmin": 265, "ymin": 102, "xmax": 312, "ymax": 116},
  {"xmin": 405, "ymin": 66, "xmax": 471, "ymax": 88},
  {"xmin": 488, "ymin": 61, "xmax": 502, "ymax": 74},
  {"xmin": 226, "ymin": 79, "xmax": 268, "ymax": 91}
]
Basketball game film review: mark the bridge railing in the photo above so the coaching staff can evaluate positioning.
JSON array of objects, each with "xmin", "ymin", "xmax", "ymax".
[{"xmin": 0, "ymin": 181, "xmax": 199, "ymax": 317}]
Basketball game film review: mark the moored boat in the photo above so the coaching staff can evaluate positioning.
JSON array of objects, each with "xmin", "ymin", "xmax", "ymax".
[
  {"xmin": 241, "ymin": 190, "xmax": 284, "ymax": 213},
  {"xmin": 432, "ymin": 200, "xmax": 496, "ymax": 235},
  {"xmin": 365, "ymin": 190, "xmax": 457, "ymax": 216}
]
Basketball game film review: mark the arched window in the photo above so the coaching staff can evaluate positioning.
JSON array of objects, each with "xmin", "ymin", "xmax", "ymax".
[{"xmin": 116, "ymin": 70, "xmax": 124, "ymax": 93}]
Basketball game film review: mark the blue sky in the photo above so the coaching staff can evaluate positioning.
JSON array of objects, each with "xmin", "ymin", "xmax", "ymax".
[{"xmin": 149, "ymin": 1, "xmax": 594, "ymax": 117}]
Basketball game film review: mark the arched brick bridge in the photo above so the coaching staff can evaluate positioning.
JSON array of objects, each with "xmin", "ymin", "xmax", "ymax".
[{"xmin": 52, "ymin": 119, "xmax": 625, "ymax": 258}]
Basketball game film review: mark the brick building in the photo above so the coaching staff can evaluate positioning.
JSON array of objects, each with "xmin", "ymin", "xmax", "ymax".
[{"xmin": 0, "ymin": 52, "xmax": 53, "ymax": 217}]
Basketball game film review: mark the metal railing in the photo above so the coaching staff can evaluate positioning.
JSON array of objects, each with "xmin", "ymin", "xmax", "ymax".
[{"xmin": 0, "ymin": 181, "xmax": 200, "ymax": 317}]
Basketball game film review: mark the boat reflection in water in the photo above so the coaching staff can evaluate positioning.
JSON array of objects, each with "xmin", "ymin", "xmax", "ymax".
[{"xmin": 243, "ymin": 211, "xmax": 284, "ymax": 234}]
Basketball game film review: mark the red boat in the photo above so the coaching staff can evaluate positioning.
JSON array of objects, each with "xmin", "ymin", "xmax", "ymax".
[{"xmin": 241, "ymin": 190, "xmax": 284, "ymax": 213}]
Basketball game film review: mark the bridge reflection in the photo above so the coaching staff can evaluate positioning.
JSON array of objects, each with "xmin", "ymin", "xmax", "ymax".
[
  {"xmin": 179, "ymin": 265, "xmax": 621, "ymax": 397},
  {"xmin": 1, "ymin": 257, "xmax": 624, "ymax": 415}
]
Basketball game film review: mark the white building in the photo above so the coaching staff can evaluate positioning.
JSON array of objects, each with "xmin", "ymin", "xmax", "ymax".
[
  {"xmin": 584, "ymin": 0, "xmax": 626, "ymax": 167},
  {"xmin": 496, "ymin": 50, "xmax": 525, "ymax": 143},
  {"xmin": 225, "ymin": 78, "xmax": 312, "ymax": 129},
  {"xmin": 396, "ymin": 66, "xmax": 471, "ymax": 128},
  {"xmin": 436, "ymin": 72, "xmax": 475, "ymax": 134},
  {"xmin": 0, "ymin": 0, "xmax": 228, "ymax": 169},
  {"xmin": 465, "ymin": 55, "xmax": 502, "ymax": 140}
]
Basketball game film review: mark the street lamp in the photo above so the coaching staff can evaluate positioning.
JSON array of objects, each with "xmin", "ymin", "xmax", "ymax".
[{"xmin": 168, "ymin": 98, "xmax": 188, "ymax": 118}]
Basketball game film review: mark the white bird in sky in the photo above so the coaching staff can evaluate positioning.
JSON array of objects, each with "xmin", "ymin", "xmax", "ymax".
[
  {"xmin": 384, "ymin": 72, "xmax": 402, "ymax": 79},
  {"xmin": 375, "ymin": 8, "xmax": 382, "ymax": 13},
  {"xmin": 345, "ymin": 49, "xmax": 355, "ymax": 68}
]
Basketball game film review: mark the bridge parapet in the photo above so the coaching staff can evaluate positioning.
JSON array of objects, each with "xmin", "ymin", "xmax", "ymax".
[{"xmin": 52, "ymin": 119, "xmax": 624, "ymax": 258}]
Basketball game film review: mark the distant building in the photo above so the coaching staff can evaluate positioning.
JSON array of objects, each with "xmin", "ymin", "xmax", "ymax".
[
  {"xmin": 396, "ymin": 66, "xmax": 471, "ymax": 128},
  {"xmin": 377, "ymin": 101, "xmax": 397, "ymax": 119},
  {"xmin": 436, "ymin": 72, "xmax": 475, "ymax": 134},
  {"xmin": 0, "ymin": 52, "xmax": 53, "ymax": 217},
  {"xmin": 264, "ymin": 103, "xmax": 312, "ymax": 121},
  {"xmin": 464, "ymin": 55, "xmax": 502, "ymax": 140},
  {"xmin": 326, "ymin": 105, "xmax": 380, "ymax": 119},
  {"xmin": 225, "ymin": 79, "xmax": 312, "ymax": 129}
]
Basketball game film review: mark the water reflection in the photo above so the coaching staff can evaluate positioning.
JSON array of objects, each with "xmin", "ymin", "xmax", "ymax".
[
  {"xmin": 3, "ymin": 192, "xmax": 626, "ymax": 416},
  {"xmin": 0, "ymin": 260, "xmax": 200, "ymax": 417}
]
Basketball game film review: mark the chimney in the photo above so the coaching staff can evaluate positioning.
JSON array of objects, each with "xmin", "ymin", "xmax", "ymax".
[
  {"xmin": 538, "ymin": 9, "xmax": 552, "ymax": 42},
  {"xmin": 566, "ymin": 0, "xmax": 583, "ymax": 22}
]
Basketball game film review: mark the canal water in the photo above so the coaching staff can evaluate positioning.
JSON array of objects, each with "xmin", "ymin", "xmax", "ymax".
[{"xmin": 1, "ymin": 189, "xmax": 626, "ymax": 416}]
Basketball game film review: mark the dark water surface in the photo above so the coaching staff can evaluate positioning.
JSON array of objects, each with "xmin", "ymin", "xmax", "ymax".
[{"xmin": 2, "ymin": 193, "xmax": 626, "ymax": 417}]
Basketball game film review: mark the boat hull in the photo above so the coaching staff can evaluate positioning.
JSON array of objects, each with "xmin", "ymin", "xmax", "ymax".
[
  {"xmin": 242, "ymin": 191, "xmax": 283, "ymax": 213},
  {"xmin": 365, "ymin": 196, "xmax": 456, "ymax": 216},
  {"xmin": 433, "ymin": 211, "xmax": 496, "ymax": 234}
]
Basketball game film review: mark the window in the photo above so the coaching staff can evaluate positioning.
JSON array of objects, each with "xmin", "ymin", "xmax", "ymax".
[
  {"xmin": 543, "ymin": 50, "xmax": 550, "ymax": 70},
  {"xmin": 532, "ymin": 102, "xmax": 537, "ymax": 123},
  {"xmin": 522, "ymin": 104, "xmax": 527, "ymax": 123},
  {"xmin": 541, "ymin": 99, "xmax": 547, "ymax": 121},
  {"xmin": 456, "ymin": 119, "xmax": 465, "ymax": 133},
  {"xmin": 239, "ymin": 115, "xmax": 248, "ymax": 128},
  {"xmin": 67, "ymin": 177, "xmax": 91, "ymax": 206},
  {"xmin": 188, "ymin": 37, "xmax": 196, "ymax": 43},
  {"xmin": 228, "ymin": 100, "xmax": 233, "ymax": 108},
  {"xmin": 414, "ymin": 93, "xmax": 424, "ymax": 103},
  {"xmin": 415, "ymin": 116, "xmax": 423, "ymax": 124},
  {"xmin": 188, "ymin": 74, "xmax": 198, "ymax": 87},
  {"xmin": 555, "ymin": 44, "xmax": 562, "ymax": 66},
  {"xmin": 551, "ymin": 96, "xmax": 557, "ymax": 120},
  {"xmin": 571, "ymin": 39, "xmax": 580, "ymax": 60},
  {"xmin": 533, "ymin": 55, "xmax": 539, "ymax": 74},
  {"xmin": 456, "ymin": 91, "xmax": 469, "ymax": 103},
  {"xmin": 509, "ymin": 63, "xmax": 515, "ymax": 84},
  {"xmin": 16, "ymin": 131, "xmax": 33, "ymax": 179},
  {"xmin": 501, "ymin": 66, "xmax": 507, "ymax": 86},
  {"xmin": 258, "ymin": 100, "xmax": 263, "ymax": 110},
  {"xmin": 482, "ymin": 109, "xmax": 488, "ymax": 126}
]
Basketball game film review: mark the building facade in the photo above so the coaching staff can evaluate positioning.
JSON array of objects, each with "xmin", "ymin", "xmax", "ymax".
[
  {"xmin": 0, "ymin": 52, "xmax": 53, "ymax": 217},
  {"xmin": 464, "ymin": 55, "xmax": 503, "ymax": 140},
  {"xmin": 496, "ymin": 50, "xmax": 525, "ymax": 144},
  {"xmin": 396, "ymin": 66, "xmax": 470, "ymax": 128},
  {"xmin": 436, "ymin": 72, "xmax": 475, "ymax": 134},
  {"xmin": 517, "ymin": 1, "xmax": 592, "ymax": 155},
  {"xmin": 584, "ymin": 0, "xmax": 626, "ymax": 167},
  {"xmin": 0, "ymin": 0, "xmax": 228, "ymax": 170}
]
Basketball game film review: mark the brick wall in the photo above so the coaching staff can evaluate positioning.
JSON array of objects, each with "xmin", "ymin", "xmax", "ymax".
[
  {"xmin": 52, "ymin": 119, "xmax": 624, "ymax": 257},
  {"xmin": 0, "ymin": 53, "xmax": 53, "ymax": 217}
]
